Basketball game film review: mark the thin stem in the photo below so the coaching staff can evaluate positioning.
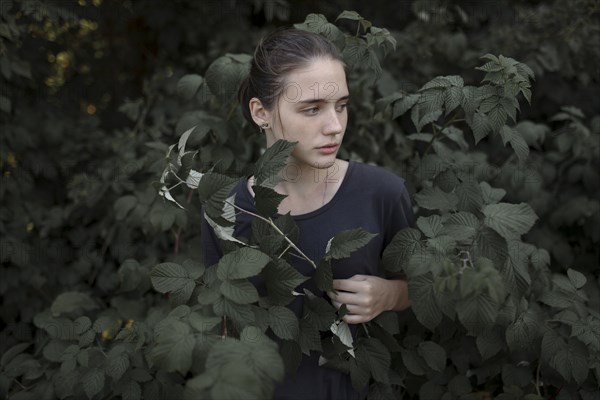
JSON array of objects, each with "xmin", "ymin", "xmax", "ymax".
[
  {"xmin": 423, "ymin": 123, "xmax": 441, "ymax": 156},
  {"xmin": 224, "ymin": 200, "xmax": 318, "ymax": 269},
  {"xmin": 278, "ymin": 244, "xmax": 291, "ymax": 259},
  {"xmin": 535, "ymin": 361, "xmax": 542, "ymax": 397},
  {"xmin": 221, "ymin": 316, "xmax": 228, "ymax": 339}
]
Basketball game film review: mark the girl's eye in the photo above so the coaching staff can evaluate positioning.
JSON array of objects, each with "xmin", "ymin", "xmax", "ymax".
[
  {"xmin": 304, "ymin": 107, "xmax": 319, "ymax": 115},
  {"xmin": 337, "ymin": 103, "xmax": 348, "ymax": 112}
]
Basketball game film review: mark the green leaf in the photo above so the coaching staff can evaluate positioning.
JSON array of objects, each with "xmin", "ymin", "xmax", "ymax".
[
  {"xmin": 483, "ymin": 203, "xmax": 538, "ymax": 240},
  {"xmin": 476, "ymin": 327, "xmax": 504, "ymax": 360},
  {"xmin": 408, "ymin": 273, "xmax": 442, "ymax": 330},
  {"xmin": 1, "ymin": 343, "xmax": 31, "ymax": 367},
  {"xmin": 150, "ymin": 319, "xmax": 195, "ymax": 375},
  {"xmin": 392, "ymin": 93, "xmax": 420, "ymax": 119},
  {"xmin": 280, "ymin": 340, "xmax": 302, "ymax": 376},
  {"xmin": 304, "ymin": 290, "xmax": 337, "ymax": 330},
  {"xmin": 114, "ymin": 195, "xmax": 137, "ymax": 220},
  {"xmin": 480, "ymin": 181, "xmax": 506, "ymax": 204},
  {"xmin": 416, "ymin": 215, "xmax": 443, "ymax": 238},
  {"xmin": 499, "ymin": 125, "xmax": 530, "ymax": 162},
  {"xmin": 414, "ymin": 186, "xmax": 459, "ymax": 211},
  {"xmin": 268, "ymin": 306, "xmax": 299, "ymax": 340},
  {"xmin": 82, "ymin": 368, "xmax": 105, "ymax": 399},
  {"xmin": 253, "ymin": 185, "xmax": 287, "ymax": 217},
  {"xmin": 331, "ymin": 320, "xmax": 354, "ymax": 350},
  {"xmin": 567, "ymin": 268, "xmax": 586, "ymax": 289},
  {"xmin": 325, "ymin": 228, "xmax": 378, "ymax": 260},
  {"xmin": 220, "ymin": 279, "xmax": 259, "ymax": 304},
  {"xmin": 457, "ymin": 291, "xmax": 499, "ymax": 335},
  {"xmin": 205, "ymin": 54, "xmax": 250, "ymax": 104},
  {"xmin": 217, "ymin": 248, "xmax": 270, "ymax": 280},
  {"xmin": 150, "ymin": 263, "xmax": 195, "ymax": 304},
  {"xmin": 336, "ymin": 10, "xmax": 363, "ymax": 21},
  {"xmin": 197, "ymin": 172, "xmax": 238, "ymax": 222},
  {"xmin": 263, "ymin": 259, "xmax": 309, "ymax": 306},
  {"xmin": 382, "ymin": 228, "xmax": 421, "ymax": 273},
  {"xmin": 417, "ymin": 341, "xmax": 446, "ymax": 372},
  {"xmin": 470, "ymin": 110, "xmax": 491, "ymax": 144},
  {"xmin": 210, "ymin": 361, "xmax": 263, "ymax": 399},
  {"xmin": 188, "ymin": 313, "xmax": 221, "ymax": 333},
  {"xmin": 440, "ymin": 211, "xmax": 479, "ymax": 242},
  {"xmin": 299, "ymin": 318, "xmax": 322, "ymax": 355},
  {"xmin": 177, "ymin": 74, "xmax": 203, "ymax": 100},
  {"xmin": 550, "ymin": 338, "xmax": 589, "ymax": 384},
  {"xmin": 105, "ymin": 349, "xmax": 129, "ymax": 381},
  {"xmin": 51, "ymin": 292, "xmax": 98, "ymax": 317},
  {"xmin": 356, "ymin": 338, "xmax": 391, "ymax": 383},
  {"xmin": 506, "ymin": 308, "xmax": 540, "ymax": 352},
  {"xmin": 315, "ymin": 259, "xmax": 333, "ymax": 292},
  {"xmin": 253, "ymin": 139, "xmax": 297, "ymax": 187},
  {"xmin": 455, "ymin": 180, "xmax": 484, "ymax": 213},
  {"xmin": 213, "ymin": 296, "xmax": 255, "ymax": 327}
]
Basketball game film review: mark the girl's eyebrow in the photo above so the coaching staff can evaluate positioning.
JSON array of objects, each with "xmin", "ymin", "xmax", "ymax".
[{"xmin": 297, "ymin": 94, "xmax": 350, "ymax": 105}]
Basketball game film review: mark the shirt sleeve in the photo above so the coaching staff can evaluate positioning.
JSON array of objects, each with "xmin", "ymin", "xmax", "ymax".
[{"xmin": 200, "ymin": 207, "xmax": 223, "ymax": 268}]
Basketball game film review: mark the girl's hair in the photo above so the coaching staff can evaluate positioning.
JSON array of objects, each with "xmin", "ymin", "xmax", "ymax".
[{"xmin": 237, "ymin": 27, "xmax": 346, "ymax": 131}]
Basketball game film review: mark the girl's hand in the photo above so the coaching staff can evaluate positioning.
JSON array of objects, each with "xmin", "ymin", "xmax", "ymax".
[{"xmin": 327, "ymin": 274, "xmax": 410, "ymax": 324}]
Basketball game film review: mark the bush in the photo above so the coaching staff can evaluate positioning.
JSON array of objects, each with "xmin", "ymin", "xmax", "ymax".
[{"xmin": 1, "ymin": 1, "xmax": 598, "ymax": 399}]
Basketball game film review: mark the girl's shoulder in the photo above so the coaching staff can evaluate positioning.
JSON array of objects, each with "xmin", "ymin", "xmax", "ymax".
[{"xmin": 347, "ymin": 159, "xmax": 408, "ymax": 197}]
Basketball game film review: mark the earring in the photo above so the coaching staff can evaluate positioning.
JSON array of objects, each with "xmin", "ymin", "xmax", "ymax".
[{"xmin": 259, "ymin": 122, "xmax": 269, "ymax": 134}]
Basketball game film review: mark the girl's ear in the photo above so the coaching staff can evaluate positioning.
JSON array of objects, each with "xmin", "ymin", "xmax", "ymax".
[{"xmin": 249, "ymin": 97, "xmax": 271, "ymax": 127}]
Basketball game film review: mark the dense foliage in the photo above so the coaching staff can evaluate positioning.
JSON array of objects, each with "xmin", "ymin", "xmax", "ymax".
[{"xmin": 1, "ymin": 1, "xmax": 598, "ymax": 399}]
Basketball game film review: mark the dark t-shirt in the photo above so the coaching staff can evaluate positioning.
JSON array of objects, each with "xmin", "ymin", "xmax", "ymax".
[{"xmin": 200, "ymin": 159, "xmax": 415, "ymax": 400}]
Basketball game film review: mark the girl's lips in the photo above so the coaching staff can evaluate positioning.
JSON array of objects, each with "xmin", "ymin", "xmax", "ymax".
[{"xmin": 317, "ymin": 144, "xmax": 338, "ymax": 154}]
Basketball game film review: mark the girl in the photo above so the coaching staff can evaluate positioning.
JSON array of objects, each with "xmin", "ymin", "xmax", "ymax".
[{"xmin": 201, "ymin": 27, "xmax": 414, "ymax": 400}]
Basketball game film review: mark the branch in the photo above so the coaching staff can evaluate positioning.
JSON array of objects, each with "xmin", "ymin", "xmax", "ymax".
[{"xmin": 224, "ymin": 200, "xmax": 318, "ymax": 269}]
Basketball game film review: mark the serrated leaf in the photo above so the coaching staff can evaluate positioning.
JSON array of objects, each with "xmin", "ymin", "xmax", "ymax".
[
  {"xmin": 457, "ymin": 291, "xmax": 499, "ymax": 335},
  {"xmin": 220, "ymin": 279, "xmax": 259, "ymax": 304},
  {"xmin": 263, "ymin": 259, "xmax": 309, "ymax": 306},
  {"xmin": 476, "ymin": 328, "xmax": 504, "ymax": 360},
  {"xmin": 331, "ymin": 321, "xmax": 354, "ymax": 352},
  {"xmin": 82, "ymin": 368, "xmax": 105, "ymax": 399},
  {"xmin": 114, "ymin": 195, "xmax": 138, "ymax": 220},
  {"xmin": 150, "ymin": 319, "xmax": 194, "ymax": 375},
  {"xmin": 253, "ymin": 139, "xmax": 297, "ymax": 187},
  {"xmin": 150, "ymin": 263, "xmax": 195, "ymax": 304},
  {"xmin": 382, "ymin": 228, "xmax": 422, "ymax": 273},
  {"xmin": 217, "ymin": 248, "xmax": 270, "ymax": 280},
  {"xmin": 106, "ymin": 351, "xmax": 129, "ymax": 381},
  {"xmin": 506, "ymin": 308, "xmax": 540, "ymax": 352},
  {"xmin": 567, "ymin": 268, "xmax": 586, "ymax": 289},
  {"xmin": 253, "ymin": 185, "xmax": 287, "ymax": 216},
  {"xmin": 325, "ymin": 228, "xmax": 378, "ymax": 260},
  {"xmin": 441, "ymin": 211, "xmax": 479, "ymax": 242},
  {"xmin": 268, "ymin": 306, "xmax": 299, "ymax": 340},
  {"xmin": 408, "ymin": 273, "xmax": 442, "ymax": 330},
  {"xmin": 480, "ymin": 181, "xmax": 506, "ymax": 204},
  {"xmin": 356, "ymin": 338, "xmax": 390, "ymax": 383},
  {"xmin": 188, "ymin": 313, "xmax": 221, "ymax": 333},
  {"xmin": 177, "ymin": 74, "xmax": 203, "ymax": 100},
  {"xmin": 213, "ymin": 296, "xmax": 255, "ymax": 327},
  {"xmin": 51, "ymin": 292, "xmax": 98, "ymax": 317},
  {"xmin": 392, "ymin": 93, "xmax": 420, "ymax": 119},
  {"xmin": 336, "ymin": 10, "xmax": 363, "ymax": 21},
  {"xmin": 418, "ymin": 341, "xmax": 446, "ymax": 372},
  {"xmin": 205, "ymin": 54, "xmax": 250, "ymax": 104},
  {"xmin": 483, "ymin": 203, "xmax": 538, "ymax": 240},
  {"xmin": 304, "ymin": 291, "xmax": 337, "ymax": 330},
  {"xmin": 315, "ymin": 259, "xmax": 333, "ymax": 292},
  {"xmin": 414, "ymin": 186, "xmax": 459, "ymax": 211},
  {"xmin": 416, "ymin": 215, "xmax": 443, "ymax": 238}
]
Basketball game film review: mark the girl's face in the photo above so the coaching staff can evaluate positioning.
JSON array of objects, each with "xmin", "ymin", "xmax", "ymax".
[{"xmin": 266, "ymin": 58, "xmax": 349, "ymax": 170}]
